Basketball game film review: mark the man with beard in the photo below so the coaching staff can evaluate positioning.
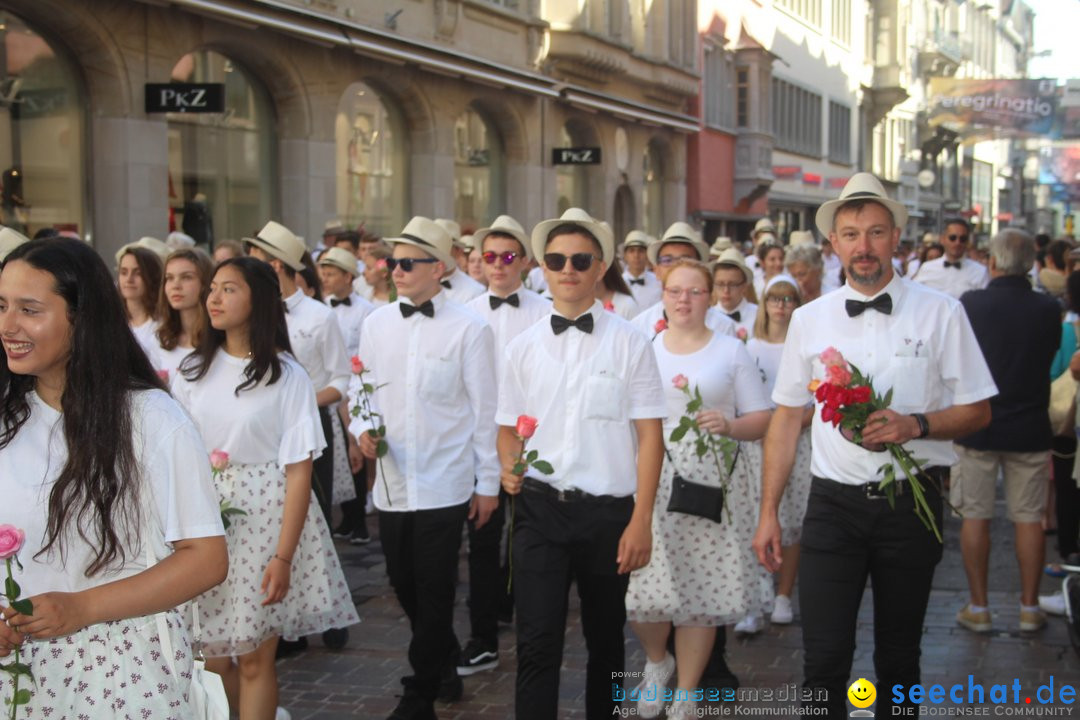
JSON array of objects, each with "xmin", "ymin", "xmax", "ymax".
[{"xmin": 753, "ymin": 173, "xmax": 997, "ymax": 719}]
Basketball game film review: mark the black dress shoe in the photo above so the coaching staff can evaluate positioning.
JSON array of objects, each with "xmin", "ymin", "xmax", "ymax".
[
  {"xmin": 389, "ymin": 678, "xmax": 437, "ymax": 720},
  {"xmin": 275, "ymin": 637, "xmax": 308, "ymax": 659},
  {"xmin": 322, "ymin": 627, "xmax": 349, "ymax": 650}
]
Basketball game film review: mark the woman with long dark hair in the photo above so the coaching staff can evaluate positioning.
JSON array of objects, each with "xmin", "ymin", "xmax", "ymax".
[
  {"xmin": 594, "ymin": 255, "xmax": 641, "ymax": 320},
  {"xmin": 116, "ymin": 245, "xmax": 164, "ymax": 356},
  {"xmin": 172, "ymin": 257, "xmax": 358, "ymax": 720},
  {"xmin": 0, "ymin": 237, "xmax": 227, "ymax": 716},
  {"xmin": 151, "ymin": 247, "xmax": 213, "ymax": 382}
]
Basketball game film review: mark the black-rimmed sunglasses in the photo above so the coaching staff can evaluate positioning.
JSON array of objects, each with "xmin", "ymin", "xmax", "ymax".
[
  {"xmin": 386, "ymin": 257, "xmax": 439, "ymax": 272},
  {"xmin": 544, "ymin": 252, "xmax": 600, "ymax": 272},
  {"xmin": 482, "ymin": 251, "xmax": 520, "ymax": 266}
]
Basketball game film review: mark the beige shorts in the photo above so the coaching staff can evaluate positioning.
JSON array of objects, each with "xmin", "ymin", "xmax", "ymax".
[{"xmin": 950, "ymin": 445, "xmax": 1050, "ymax": 523}]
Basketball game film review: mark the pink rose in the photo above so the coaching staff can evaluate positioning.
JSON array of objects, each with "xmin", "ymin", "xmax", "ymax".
[
  {"xmin": 603, "ymin": 300, "xmax": 615, "ymax": 312},
  {"xmin": 516, "ymin": 415, "xmax": 539, "ymax": 439},
  {"xmin": 735, "ymin": 327, "xmax": 748, "ymax": 342},
  {"xmin": 209, "ymin": 449, "xmax": 230, "ymax": 473},
  {"xmin": 350, "ymin": 356, "xmax": 364, "ymax": 375},
  {"xmin": 826, "ymin": 363, "xmax": 852, "ymax": 387},
  {"xmin": 156, "ymin": 369, "xmax": 169, "ymax": 383},
  {"xmin": 0, "ymin": 525, "xmax": 25, "ymax": 560},
  {"xmin": 820, "ymin": 346, "xmax": 846, "ymax": 367},
  {"xmin": 654, "ymin": 318, "xmax": 668, "ymax": 333},
  {"xmin": 376, "ymin": 258, "xmax": 388, "ymax": 270},
  {"xmin": 672, "ymin": 374, "xmax": 689, "ymax": 390}
]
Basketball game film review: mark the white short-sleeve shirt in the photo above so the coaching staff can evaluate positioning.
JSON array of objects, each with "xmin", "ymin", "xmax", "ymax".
[
  {"xmin": 149, "ymin": 343, "xmax": 195, "ymax": 385},
  {"xmin": 771, "ymin": 274, "xmax": 998, "ymax": 484},
  {"xmin": 283, "ymin": 289, "xmax": 351, "ymax": 401},
  {"xmin": 466, "ymin": 289, "xmax": 551, "ymax": 381},
  {"xmin": 172, "ymin": 351, "xmax": 326, "ymax": 469},
  {"xmin": 746, "ymin": 338, "xmax": 784, "ymax": 407},
  {"xmin": 441, "ymin": 268, "xmax": 486, "ymax": 305},
  {"xmin": 326, "ymin": 291, "xmax": 375, "ymax": 357},
  {"xmin": 496, "ymin": 300, "xmax": 667, "ymax": 497},
  {"xmin": 130, "ymin": 318, "xmax": 160, "ymax": 360},
  {"xmin": 1, "ymin": 390, "xmax": 223, "ymax": 597},
  {"xmin": 912, "ymin": 256, "xmax": 990, "ymax": 299}
]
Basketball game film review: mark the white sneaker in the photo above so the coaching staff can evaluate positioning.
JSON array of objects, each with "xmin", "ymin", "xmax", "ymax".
[
  {"xmin": 771, "ymin": 595, "xmax": 794, "ymax": 624},
  {"xmin": 734, "ymin": 613, "xmax": 763, "ymax": 635},
  {"xmin": 1039, "ymin": 591, "xmax": 1067, "ymax": 617},
  {"xmin": 668, "ymin": 698, "xmax": 698, "ymax": 719},
  {"xmin": 275, "ymin": 708, "xmax": 292, "ymax": 720},
  {"xmin": 633, "ymin": 654, "xmax": 675, "ymax": 719},
  {"xmin": 364, "ymin": 492, "xmax": 374, "ymax": 515}
]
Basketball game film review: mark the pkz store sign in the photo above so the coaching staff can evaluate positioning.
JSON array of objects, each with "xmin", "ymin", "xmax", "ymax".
[
  {"xmin": 552, "ymin": 147, "xmax": 602, "ymax": 165},
  {"xmin": 145, "ymin": 83, "xmax": 225, "ymax": 114}
]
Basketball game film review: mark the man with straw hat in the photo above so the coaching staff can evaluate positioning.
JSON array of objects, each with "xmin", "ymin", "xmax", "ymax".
[
  {"xmin": 435, "ymin": 218, "xmax": 485, "ymax": 303},
  {"xmin": 713, "ymin": 246, "xmax": 758, "ymax": 336},
  {"xmin": 621, "ymin": 230, "xmax": 662, "ymax": 309}
]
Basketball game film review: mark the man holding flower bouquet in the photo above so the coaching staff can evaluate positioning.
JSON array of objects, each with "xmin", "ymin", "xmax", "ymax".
[{"xmin": 752, "ymin": 173, "xmax": 997, "ymax": 719}]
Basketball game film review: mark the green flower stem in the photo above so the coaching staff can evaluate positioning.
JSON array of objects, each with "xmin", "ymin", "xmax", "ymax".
[
  {"xmin": 5, "ymin": 557, "xmax": 24, "ymax": 720},
  {"xmin": 355, "ymin": 376, "xmax": 392, "ymax": 507}
]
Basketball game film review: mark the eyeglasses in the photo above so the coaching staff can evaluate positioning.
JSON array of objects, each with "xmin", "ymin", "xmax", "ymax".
[
  {"xmin": 715, "ymin": 281, "xmax": 747, "ymax": 291},
  {"xmin": 946, "ymin": 234, "xmax": 969, "ymax": 243},
  {"xmin": 386, "ymin": 257, "xmax": 439, "ymax": 273},
  {"xmin": 766, "ymin": 295, "xmax": 798, "ymax": 307},
  {"xmin": 663, "ymin": 287, "xmax": 709, "ymax": 299},
  {"xmin": 482, "ymin": 251, "xmax": 520, "ymax": 266},
  {"xmin": 544, "ymin": 253, "xmax": 600, "ymax": 272},
  {"xmin": 658, "ymin": 254, "xmax": 695, "ymax": 266}
]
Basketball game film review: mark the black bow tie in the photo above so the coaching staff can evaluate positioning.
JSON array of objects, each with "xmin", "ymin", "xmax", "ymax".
[
  {"xmin": 726, "ymin": 311, "xmax": 741, "ymax": 322},
  {"xmin": 551, "ymin": 312, "xmax": 594, "ymax": 335},
  {"xmin": 944, "ymin": 261, "xmax": 962, "ymax": 269},
  {"xmin": 489, "ymin": 293, "xmax": 520, "ymax": 310},
  {"xmin": 400, "ymin": 300, "xmax": 435, "ymax": 319},
  {"xmin": 330, "ymin": 296, "xmax": 351, "ymax": 307},
  {"xmin": 441, "ymin": 280, "xmax": 452, "ymax": 289},
  {"xmin": 845, "ymin": 294, "xmax": 893, "ymax": 318},
  {"xmin": 629, "ymin": 278, "xmax": 645, "ymax": 286}
]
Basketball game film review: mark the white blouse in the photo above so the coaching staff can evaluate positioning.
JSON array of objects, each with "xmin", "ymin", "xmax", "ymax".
[
  {"xmin": 130, "ymin": 318, "xmax": 160, "ymax": 360},
  {"xmin": 149, "ymin": 343, "xmax": 195, "ymax": 384}
]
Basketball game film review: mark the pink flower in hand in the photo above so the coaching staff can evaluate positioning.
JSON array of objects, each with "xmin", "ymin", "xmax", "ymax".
[
  {"xmin": 516, "ymin": 415, "xmax": 539, "ymax": 439},
  {"xmin": 654, "ymin": 318, "xmax": 668, "ymax": 333},
  {"xmin": 735, "ymin": 327, "xmax": 748, "ymax": 342},
  {"xmin": 826, "ymin": 363, "xmax": 852, "ymax": 387},
  {"xmin": 209, "ymin": 449, "xmax": 230, "ymax": 473},
  {"xmin": 350, "ymin": 356, "xmax": 364, "ymax": 375},
  {"xmin": 0, "ymin": 525, "xmax": 25, "ymax": 560},
  {"xmin": 672, "ymin": 374, "xmax": 689, "ymax": 390},
  {"xmin": 820, "ymin": 346, "xmax": 846, "ymax": 368}
]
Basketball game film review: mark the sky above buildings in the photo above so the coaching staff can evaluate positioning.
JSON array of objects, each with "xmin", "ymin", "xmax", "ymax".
[{"xmin": 1026, "ymin": 0, "xmax": 1080, "ymax": 80}]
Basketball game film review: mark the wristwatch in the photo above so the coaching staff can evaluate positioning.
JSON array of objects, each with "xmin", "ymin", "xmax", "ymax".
[{"xmin": 912, "ymin": 413, "xmax": 930, "ymax": 439}]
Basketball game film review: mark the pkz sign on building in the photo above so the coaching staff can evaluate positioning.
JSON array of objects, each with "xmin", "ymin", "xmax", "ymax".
[
  {"xmin": 552, "ymin": 147, "xmax": 602, "ymax": 165},
  {"xmin": 145, "ymin": 83, "xmax": 225, "ymax": 114}
]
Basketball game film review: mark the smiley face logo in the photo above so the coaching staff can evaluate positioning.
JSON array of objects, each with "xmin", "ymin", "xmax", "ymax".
[{"xmin": 848, "ymin": 678, "xmax": 876, "ymax": 709}]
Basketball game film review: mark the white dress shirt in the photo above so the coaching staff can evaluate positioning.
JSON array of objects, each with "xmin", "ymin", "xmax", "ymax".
[
  {"xmin": 325, "ymin": 291, "xmax": 375, "ymax": 357},
  {"xmin": 465, "ymin": 289, "xmax": 551, "ymax": 380},
  {"xmin": 912, "ymin": 256, "xmax": 990, "ymax": 299},
  {"xmin": 352, "ymin": 273, "xmax": 372, "ymax": 298},
  {"xmin": 772, "ymin": 274, "xmax": 997, "ymax": 484},
  {"xmin": 623, "ymin": 269, "xmax": 663, "ymax": 309},
  {"xmin": 283, "ymin": 289, "xmax": 351, "ymax": 401},
  {"xmin": 717, "ymin": 298, "xmax": 758, "ymax": 338},
  {"xmin": 631, "ymin": 301, "xmax": 737, "ymax": 338},
  {"xmin": 525, "ymin": 266, "xmax": 548, "ymax": 294},
  {"xmin": 496, "ymin": 300, "xmax": 667, "ymax": 497},
  {"xmin": 441, "ymin": 268, "xmax": 486, "ymax": 304},
  {"xmin": 605, "ymin": 291, "xmax": 641, "ymax": 321},
  {"xmin": 822, "ymin": 252, "xmax": 843, "ymax": 291},
  {"xmin": 350, "ymin": 291, "xmax": 499, "ymax": 511}
]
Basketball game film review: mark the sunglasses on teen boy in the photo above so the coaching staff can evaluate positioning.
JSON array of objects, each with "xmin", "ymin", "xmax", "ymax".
[
  {"xmin": 946, "ymin": 234, "xmax": 969, "ymax": 243},
  {"xmin": 385, "ymin": 257, "xmax": 439, "ymax": 273},
  {"xmin": 543, "ymin": 253, "xmax": 601, "ymax": 272},
  {"xmin": 482, "ymin": 251, "xmax": 521, "ymax": 266}
]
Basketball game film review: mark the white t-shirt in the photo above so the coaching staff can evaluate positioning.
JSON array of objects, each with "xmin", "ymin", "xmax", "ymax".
[
  {"xmin": 653, "ymin": 331, "xmax": 770, "ymax": 435},
  {"xmin": 631, "ymin": 301, "xmax": 737, "ymax": 338},
  {"xmin": 130, "ymin": 318, "xmax": 160, "ymax": 360},
  {"xmin": 171, "ymin": 351, "xmax": 326, "ymax": 469},
  {"xmin": 1, "ymin": 390, "xmax": 223, "ymax": 597},
  {"xmin": 746, "ymin": 338, "xmax": 785, "ymax": 407},
  {"xmin": 149, "ymin": 343, "xmax": 195, "ymax": 385}
]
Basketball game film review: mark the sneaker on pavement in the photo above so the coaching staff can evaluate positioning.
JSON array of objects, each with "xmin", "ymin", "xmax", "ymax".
[
  {"xmin": 634, "ymin": 654, "xmax": 675, "ymax": 719},
  {"xmin": 331, "ymin": 520, "xmax": 352, "ymax": 539},
  {"xmin": 771, "ymin": 595, "xmax": 794, "ymax": 625},
  {"xmin": 456, "ymin": 640, "xmax": 499, "ymax": 676},
  {"xmin": 956, "ymin": 604, "xmax": 992, "ymax": 633},
  {"xmin": 349, "ymin": 528, "xmax": 371, "ymax": 545},
  {"xmin": 1039, "ymin": 591, "xmax": 1067, "ymax": 617},
  {"xmin": 1019, "ymin": 608, "xmax": 1046, "ymax": 632},
  {"xmin": 734, "ymin": 614, "xmax": 763, "ymax": 635},
  {"xmin": 667, "ymin": 698, "xmax": 698, "ymax": 720},
  {"xmin": 365, "ymin": 492, "xmax": 375, "ymax": 515},
  {"xmin": 275, "ymin": 708, "xmax": 292, "ymax": 720}
]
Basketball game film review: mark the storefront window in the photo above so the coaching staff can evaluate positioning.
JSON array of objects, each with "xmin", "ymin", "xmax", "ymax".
[
  {"xmin": 454, "ymin": 107, "xmax": 504, "ymax": 230},
  {"xmin": 167, "ymin": 51, "xmax": 274, "ymax": 247},
  {"xmin": 555, "ymin": 123, "xmax": 588, "ymax": 214},
  {"xmin": 642, "ymin": 140, "xmax": 664, "ymax": 236},
  {"xmin": 0, "ymin": 12, "xmax": 85, "ymax": 237},
  {"xmin": 335, "ymin": 82, "xmax": 407, "ymax": 236}
]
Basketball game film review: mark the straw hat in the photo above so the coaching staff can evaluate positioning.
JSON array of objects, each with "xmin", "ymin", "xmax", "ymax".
[
  {"xmin": 752, "ymin": 218, "xmax": 776, "ymax": 237},
  {"xmin": 531, "ymin": 208, "xmax": 615, "ymax": 267},
  {"xmin": 623, "ymin": 230, "xmax": 652, "ymax": 249},
  {"xmin": 385, "ymin": 216, "xmax": 456, "ymax": 270},
  {"xmin": 789, "ymin": 230, "xmax": 816, "ymax": 247},
  {"xmin": 710, "ymin": 236, "xmax": 734, "ymax": 257},
  {"xmin": 473, "ymin": 215, "xmax": 531, "ymax": 259},
  {"xmin": 713, "ymin": 247, "xmax": 753, "ymax": 284},
  {"xmin": 166, "ymin": 231, "xmax": 195, "ymax": 250},
  {"xmin": 815, "ymin": 172, "xmax": 908, "ymax": 237},
  {"xmin": 114, "ymin": 236, "xmax": 171, "ymax": 265},
  {"xmin": 244, "ymin": 221, "xmax": 307, "ymax": 272},
  {"xmin": 318, "ymin": 247, "xmax": 360, "ymax": 277},
  {"xmin": 647, "ymin": 221, "xmax": 710, "ymax": 266},
  {"xmin": 434, "ymin": 218, "xmax": 464, "ymax": 248},
  {"xmin": 0, "ymin": 227, "xmax": 30, "ymax": 262}
]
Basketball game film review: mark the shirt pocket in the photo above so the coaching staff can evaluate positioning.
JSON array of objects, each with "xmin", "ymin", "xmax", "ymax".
[
  {"xmin": 888, "ymin": 356, "xmax": 930, "ymax": 410},
  {"xmin": 583, "ymin": 374, "xmax": 627, "ymax": 422},
  {"xmin": 420, "ymin": 355, "xmax": 461, "ymax": 403}
]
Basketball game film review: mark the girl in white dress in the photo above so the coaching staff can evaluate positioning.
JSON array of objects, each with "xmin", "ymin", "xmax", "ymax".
[
  {"xmin": 150, "ymin": 248, "xmax": 213, "ymax": 383},
  {"xmin": 745, "ymin": 274, "xmax": 812, "ymax": 626},
  {"xmin": 117, "ymin": 245, "xmax": 164, "ymax": 358},
  {"xmin": 626, "ymin": 259, "xmax": 771, "ymax": 720},
  {"xmin": 172, "ymin": 256, "xmax": 358, "ymax": 720},
  {"xmin": 360, "ymin": 245, "xmax": 394, "ymax": 306},
  {"xmin": 0, "ymin": 237, "xmax": 227, "ymax": 718}
]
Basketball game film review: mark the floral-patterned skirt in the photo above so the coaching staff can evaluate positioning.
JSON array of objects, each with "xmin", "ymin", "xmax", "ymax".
[
  {"xmin": 198, "ymin": 460, "xmax": 360, "ymax": 657},
  {"xmin": 328, "ymin": 410, "xmax": 357, "ymax": 505},
  {"xmin": 0, "ymin": 610, "xmax": 194, "ymax": 719},
  {"xmin": 777, "ymin": 429, "xmax": 813, "ymax": 546},
  {"xmin": 626, "ymin": 438, "xmax": 771, "ymax": 626}
]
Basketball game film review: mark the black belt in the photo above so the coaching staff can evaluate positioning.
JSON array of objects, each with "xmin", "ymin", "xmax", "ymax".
[
  {"xmin": 813, "ymin": 467, "xmax": 945, "ymax": 500},
  {"xmin": 521, "ymin": 477, "xmax": 629, "ymax": 505}
]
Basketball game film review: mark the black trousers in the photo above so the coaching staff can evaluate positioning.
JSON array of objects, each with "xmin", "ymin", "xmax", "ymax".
[
  {"xmin": 1052, "ymin": 435, "xmax": 1080, "ymax": 559},
  {"xmin": 799, "ymin": 475, "xmax": 944, "ymax": 719},
  {"xmin": 312, "ymin": 406, "xmax": 335, "ymax": 524},
  {"xmin": 380, "ymin": 502, "xmax": 469, "ymax": 702},
  {"xmin": 511, "ymin": 489, "xmax": 634, "ymax": 720},
  {"xmin": 466, "ymin": 491, "xmax": 507, "ymax": 649}
]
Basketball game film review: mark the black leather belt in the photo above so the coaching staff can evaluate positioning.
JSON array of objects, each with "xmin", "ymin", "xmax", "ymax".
[
  {"xmin": 813, "ymin": 467, "xmax": 945, "ymax": 501},
  {"xmin": 521, "ymin": 477, "xmax": 629, "ymax": 505}
]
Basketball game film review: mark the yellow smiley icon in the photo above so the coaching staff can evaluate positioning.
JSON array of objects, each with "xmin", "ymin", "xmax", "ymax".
[{"xmin": 848, "ymin": 678, "xmax": 876, "ymax": 709}]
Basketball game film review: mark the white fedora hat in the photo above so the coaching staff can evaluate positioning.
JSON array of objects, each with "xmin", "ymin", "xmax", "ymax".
[
  {"xmin": 752, "ymin": 218, "xmax": 776, "ymax": 235},
  {"xmin": 815, "ymin": 172, "xmax": 908, "ymax": 236},
  {"xmin": 647, "ymin": 221, "xmax": 710, "ymax": 267},
  {"xmin": 317, "ymin": 246, "xmax": 360, "ymax": 277},
  {"xmin": 710, "ymin": 236, "xmax": 734, "ymax": 257},
  {"xmin": 789, "ymin": 230, "xmax": 816, "ymax": 246},
  {"xmin": 623, "ymin": 230, "xmax": 652, "ymax": 250},
  {"xmin": 245, "ymin": 221, "xmax": 307, "ymax": 272},
  {"xmin": 386, "ymin": 216, "xmax": 456, "ymax": 270},
  {"xmin": 531, "ymin": 208, "xmax": 615, "ymax": 267},
  {"xmin": 713, "ymin": 247, "xmax": 754, "ymax": 284},
  {"xmin": 114, "ymin": 236, "xmax": 171, "ymax": 265},
  {"xmin": 0, "ymin": 227, "xmax": 30, "ymax": 262},
  {"xmin": 473, "ymin": 215, "xmax": 531, "ymax": 259},
  {"xmin": 434, "ymin": 218, "xmax": 464, "ymax": 248},
  {"xmin": 166, "ymin": 231, "xmax": 195, "ymax": 250}
]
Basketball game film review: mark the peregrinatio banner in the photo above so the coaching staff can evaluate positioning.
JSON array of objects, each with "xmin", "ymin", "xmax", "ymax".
[{"xmin": 928, "ymin": 78, "xmax": 1058, "ymax": 137}]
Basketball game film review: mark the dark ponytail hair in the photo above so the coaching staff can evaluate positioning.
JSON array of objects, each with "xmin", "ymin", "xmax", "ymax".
[
  {"xmin": 180, "ymin": 256, "xmax": 292, "ymax": 394},
  {"xmin": 0, "ymin": 237, "xmax": 167, "ymax": 576}
]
